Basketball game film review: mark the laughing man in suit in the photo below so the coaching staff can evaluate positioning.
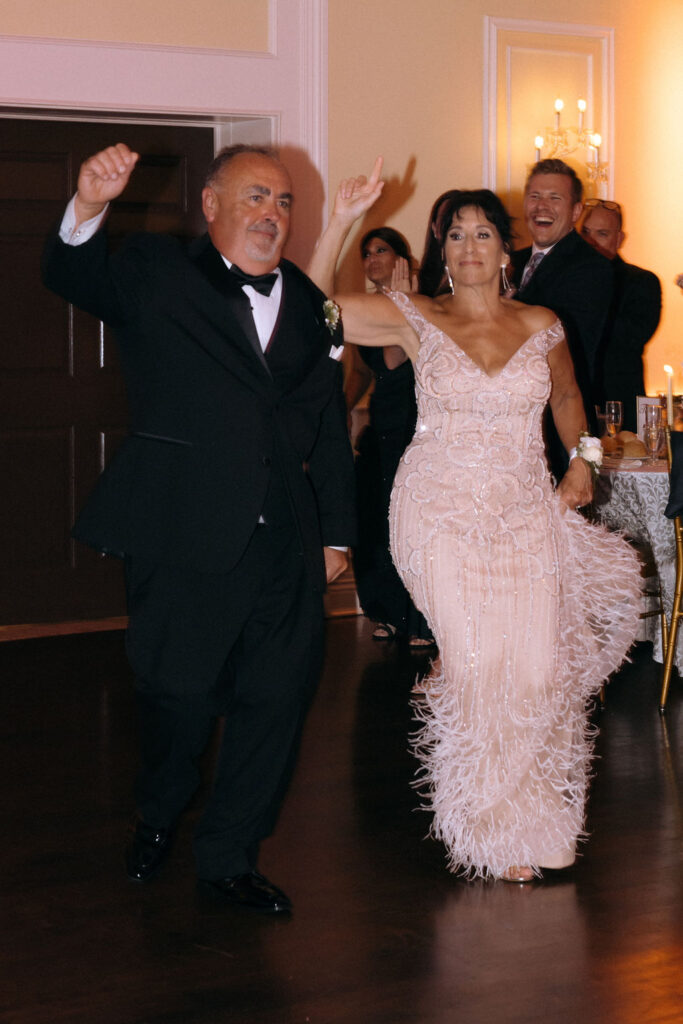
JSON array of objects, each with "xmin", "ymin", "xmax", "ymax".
[
  {"xmin": 42, "ymin": 142, "xmax": 356, "ymax": 914},
  {"xmin": 511, "ymin": 159, "xmax": 614, "ymax": 476}
]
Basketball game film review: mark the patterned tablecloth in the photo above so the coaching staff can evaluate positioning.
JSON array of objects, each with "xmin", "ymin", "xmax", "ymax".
[{"xmin": 594, "ymin": 457, "xmax": 680, "ymax": 669}]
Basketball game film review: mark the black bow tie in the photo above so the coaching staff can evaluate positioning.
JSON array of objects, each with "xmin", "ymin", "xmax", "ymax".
[{"xmin": 229, "ymin": 263, "xmax": 278, "ymax": 296}]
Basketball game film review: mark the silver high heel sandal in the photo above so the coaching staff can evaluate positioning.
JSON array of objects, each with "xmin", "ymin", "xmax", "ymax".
[{"xmin": 500, "ymin": 866, "xmax": 537, "ymax": 883}]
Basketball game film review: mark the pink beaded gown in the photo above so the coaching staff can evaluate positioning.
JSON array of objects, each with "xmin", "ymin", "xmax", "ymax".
[{"xmin": 387, "ymin": 292, "xmax": 640, "ymax": 878}]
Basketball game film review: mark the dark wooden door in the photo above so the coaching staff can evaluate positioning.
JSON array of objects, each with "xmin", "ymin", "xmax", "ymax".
[{"xmin": 0, "ymin": 118, "xmax": 214, "ymax": 626}]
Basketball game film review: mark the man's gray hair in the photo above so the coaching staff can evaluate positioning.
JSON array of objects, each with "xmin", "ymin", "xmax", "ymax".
[{"xmin": 205, "ymin": 144, "xmax": 281, "ymax": 188}]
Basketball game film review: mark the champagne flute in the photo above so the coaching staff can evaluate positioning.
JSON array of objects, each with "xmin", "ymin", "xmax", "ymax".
[
  {"xmin": 605, "ymin": 400, "xmax": 623, "ymax": 437},
  {"xmin": 643, "ymin": 404, "xmax": 662, "ymax": 463},
  {"xmin": 606, "ymin": 400, "xmax": 623, "ymax": 457}
]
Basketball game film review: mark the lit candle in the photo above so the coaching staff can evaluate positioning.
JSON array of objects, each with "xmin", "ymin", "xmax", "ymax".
[
  {"xmin": 591, "ymin": 133, "xmax": 601, "ymax": 165},
  {"xmin": 554, "ymin": 98, "xmax": 563, "ymax": 129},
  {"xmin": 577, "ymin": 98, "xmax": 586, "ymax": 131},
  {"xmin": 664, "ymin": 365, "xmax": 674, "ymax": 425},
  {"xmin": 534, "ymin": 136, "xmax": 544, "ymax": 162}
]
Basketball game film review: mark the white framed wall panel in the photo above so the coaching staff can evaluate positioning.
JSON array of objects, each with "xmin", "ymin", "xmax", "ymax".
[{"xmin": 483, "ymin": 17, "xmax": 614, "ymax": 225}]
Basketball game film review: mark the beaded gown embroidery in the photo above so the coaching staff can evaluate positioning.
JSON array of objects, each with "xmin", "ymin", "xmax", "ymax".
[{"xmin": 387, "ymin": 292, "xmax": 640, "ymax": 878}]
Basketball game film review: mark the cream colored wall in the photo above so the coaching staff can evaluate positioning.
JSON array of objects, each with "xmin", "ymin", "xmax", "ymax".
[
  {"xmin": 4, "ymin": 0, "xmax": 681, "ymax": 391},
  {"xmin": 328, "ymin": 0, "xmax": 683, "ymax": 396},
  {"xmin": 1, "ymin": 0, "xmax": 269, "ymax": 51}
]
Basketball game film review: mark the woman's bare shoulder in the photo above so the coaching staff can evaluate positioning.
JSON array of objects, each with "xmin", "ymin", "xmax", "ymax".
[
  {"xmin": 402, "ymin": 292, "xmax": 451, "ymax": 317},
  {"xmin": 504, "ymin": 298, "xmax": 559, "ymax": 332},
  {"xmin": 390, "ymin": 291, "xmax": 433, "ymax": 312}
]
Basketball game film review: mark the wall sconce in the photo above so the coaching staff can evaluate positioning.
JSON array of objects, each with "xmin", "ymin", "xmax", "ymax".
[{"xmin": 533, "ymin": 98, "xmax": 608, "ymax": 192}]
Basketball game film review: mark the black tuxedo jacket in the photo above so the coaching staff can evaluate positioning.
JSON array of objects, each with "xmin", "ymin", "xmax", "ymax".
[
  {"xmin": 511, "ymin": 230, "xmax": 614, "ymax": 412},
  {"xmin": 42, "ymin": 230, "xmax": 356, "ymax": 588},
  {"xmin": 600, "ymin": 255, "xmax": 661, "ymax": 431}
]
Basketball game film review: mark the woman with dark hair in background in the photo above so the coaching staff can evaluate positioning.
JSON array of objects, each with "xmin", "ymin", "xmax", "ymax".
[
  {"xmin": 310, "ymin": 168, "xmax": 639, "ymax": 883},
  {"xmin": 346, "ymin": 227, "xmax": 435, "ymax": 648},
  {"xmin": 417, "ymin": 190, "xmax": 459, "ymax": 298}
]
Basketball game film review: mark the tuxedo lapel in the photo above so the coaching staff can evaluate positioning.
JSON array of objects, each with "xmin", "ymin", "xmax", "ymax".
[
  {"xmin": 229, "ymin": 290, "xmax": 271, "ymax": 373},
  {"xmin": 190, "ymin": 236, "xmax": 272, "ymax": 376},
  {"xmin": 265, "ymin": 268, "xmax": 327, "ymax": 390}
]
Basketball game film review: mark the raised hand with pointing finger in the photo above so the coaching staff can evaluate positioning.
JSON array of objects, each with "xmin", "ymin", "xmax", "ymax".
[{"xmin": 308, "ymin": 156, "xmax": 384, "ymax": 295}]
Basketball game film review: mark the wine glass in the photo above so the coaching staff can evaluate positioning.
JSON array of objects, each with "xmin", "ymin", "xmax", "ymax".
[
  {"xmin": 643, "ymin": 404, "xmax": 663, "ymax": 463},
  {"xmin": 606, "ymin": 400, "xmax": 623, "ymax": 456}
]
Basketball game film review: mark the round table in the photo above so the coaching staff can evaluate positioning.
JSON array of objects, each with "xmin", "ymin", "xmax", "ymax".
[{"xmin": 594, "ymin": 457, "xmax": 680, "ymax": 669}]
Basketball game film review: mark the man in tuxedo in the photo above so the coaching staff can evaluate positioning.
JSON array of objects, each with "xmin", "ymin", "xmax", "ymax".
[
  {"xmin": 42, "ymin": 143, "xmax": 356, "ymax": 914},
  {"xmin": 511, "ymin": 159, "xmax": 614, "ymax": 476},
  {"xmin": 580, "ymin": 199, "xmax": 661, "ymax": 431}
]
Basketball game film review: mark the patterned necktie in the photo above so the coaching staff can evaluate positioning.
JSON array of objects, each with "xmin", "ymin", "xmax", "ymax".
[
  {"xmin": 229, "ymin": 263, "xmax": 278, "ymax": 296},
  {"xmin": 520, "ymin": 250, "xmax": 545, "ymax": 290}
]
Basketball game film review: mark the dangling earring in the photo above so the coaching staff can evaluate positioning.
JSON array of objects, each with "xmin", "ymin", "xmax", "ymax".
[
  {"xmin": 441, "ymin": 248, "xmax": 455, "ymax": 295},
  {"xmin": 500, "ymin": 262, "xmax": 513, "ymax": 296}
]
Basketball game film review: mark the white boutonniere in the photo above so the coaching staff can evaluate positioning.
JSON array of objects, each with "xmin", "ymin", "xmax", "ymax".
[
  {"xmin": 323, "ymin": 298, "xmax": 341, "ymax": 336},
  {"xmin": 573, "ymin": 432, "xmax": 603, "ymax": 480}
]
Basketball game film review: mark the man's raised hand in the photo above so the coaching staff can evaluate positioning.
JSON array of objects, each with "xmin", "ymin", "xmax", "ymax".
[{"xmin": 75, "ymin": 143, "xmax": 140, "ymax": 224}]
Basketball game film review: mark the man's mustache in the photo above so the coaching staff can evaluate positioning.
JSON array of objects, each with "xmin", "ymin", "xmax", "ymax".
[{"xmin": 249, "ymin": 222, "xmax": 278, "ymax": 239}]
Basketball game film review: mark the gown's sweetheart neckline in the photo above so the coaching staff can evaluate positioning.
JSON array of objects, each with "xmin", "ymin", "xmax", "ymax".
[
  {"xmin": 395, "ymin": 290, "xmax": 561, "ymax": 381},
  {"xmin": 430, "ymin": 321, "xmax": 561, "ymax": 381}
]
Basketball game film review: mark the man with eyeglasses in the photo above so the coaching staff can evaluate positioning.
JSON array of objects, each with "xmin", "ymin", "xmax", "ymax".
[
  {"xmin": 580, "ymin": 199, "xmax": 661, "ymax": 431},
  {"xmin": 511, "ymin": 158, "xmax": 614, "ymax": 478}
]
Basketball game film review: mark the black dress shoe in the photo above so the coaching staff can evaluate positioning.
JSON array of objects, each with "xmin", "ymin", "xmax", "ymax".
[
  {"xmin": 198, "ymin": 871, "xmax": 292, "ymax": 914},
  {"xmin": 125, "ymin": 818, "xmax": 172, "ymax": 882}
]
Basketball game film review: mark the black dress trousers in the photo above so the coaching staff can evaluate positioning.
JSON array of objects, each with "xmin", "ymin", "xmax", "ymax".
[{"xmin": 125, "ymin": 461, "xmax": 325, "ymax": 878}]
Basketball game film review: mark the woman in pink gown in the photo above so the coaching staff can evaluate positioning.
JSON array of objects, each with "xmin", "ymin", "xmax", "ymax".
[{"xmin": 309, "ymin": 164, "xmax": 640, "ymax": 881}]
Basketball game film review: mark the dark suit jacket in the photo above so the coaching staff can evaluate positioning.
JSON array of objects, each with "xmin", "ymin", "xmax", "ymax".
[
  {"xmin": 511, "ymin": 229, "xmax": 614, "ymax": 413},
  {"xmin": 600, "ymin": 255, "xmax": 661, "ymax": 431},
  {"xmin": 42, "ymin": 230, "xmax": 356, "ymax": 589}
]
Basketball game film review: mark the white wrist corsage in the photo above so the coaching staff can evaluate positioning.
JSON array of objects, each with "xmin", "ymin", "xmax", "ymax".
[
  {"xmin": 323, "ymin": 298, "xmax": 341, "ymax": 336},
  {"xmin": 570, "ymin": 432, "xmax": 603, "ymax": 480}
]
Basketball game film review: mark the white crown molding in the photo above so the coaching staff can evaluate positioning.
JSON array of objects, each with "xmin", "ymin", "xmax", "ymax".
[
  {"xmin": 0, "ymin": 0, "xmax": 327, "ymax": 172},
  {"xmin": 0, "ymin": 31, "xmax": 277, "ymax": 60}
]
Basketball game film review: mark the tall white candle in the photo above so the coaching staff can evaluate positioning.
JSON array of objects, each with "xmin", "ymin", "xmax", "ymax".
[
  {"xmin": 664, "ymin": 364, "xmax": 674, "ymax": 424},
  {"xmin": 554, "ymin": 98, "xmax": 563, "ymax": 130},
  {"xmin": 578, "ymin": 99, "xmax": 586, "ymax": 131}
]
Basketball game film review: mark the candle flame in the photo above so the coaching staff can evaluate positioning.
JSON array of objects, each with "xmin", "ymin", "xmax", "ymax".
[
  {"xmin": 554, "ymin": 98, "xmax": 564, "ymax": 113},
  {"xmin": 591, "ymin": 133, "xmax": 602, "ymax": 148},
  {"xmin": 664, "ymin": 364, "xmax": 674, "ymax": 375},
  {"xmin": 534, "ymin": 136, "xmax": 544, "ymax": 149},
  {"xmin": 578, "ymin": 99, "xmax": 587, "ymax": 112}
]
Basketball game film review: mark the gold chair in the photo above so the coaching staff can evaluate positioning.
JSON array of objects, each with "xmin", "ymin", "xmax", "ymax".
[
  {"xmin": 599, "ymin": 540, "xmax": 668, "ymax": 709},
  {"xmin": 659, "ymin": 428, "xmax": 683, "ymax": 713}
]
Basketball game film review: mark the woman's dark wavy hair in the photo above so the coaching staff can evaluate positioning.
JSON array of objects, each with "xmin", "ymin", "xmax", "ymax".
[
  {"xmin": 418, "ymin": 190, "xmax": 458, "ymax": 296},
  {"xmin": 418, "ymin": 189, "xmax": 514, "ymax": 297},
  {"xmin": 359, "ymin": 226, "xmax": 412, "ymax": 263}
]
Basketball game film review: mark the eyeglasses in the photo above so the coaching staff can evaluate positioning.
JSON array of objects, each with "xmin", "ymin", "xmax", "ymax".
[{"xmin": 583, "ymin": 199, "xmax": 621, "ymax": 212}]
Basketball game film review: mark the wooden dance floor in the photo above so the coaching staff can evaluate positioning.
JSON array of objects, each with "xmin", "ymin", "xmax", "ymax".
[{"xmin": 2, "ymin": 618, "xmax": 681, "ymax": 1023}]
